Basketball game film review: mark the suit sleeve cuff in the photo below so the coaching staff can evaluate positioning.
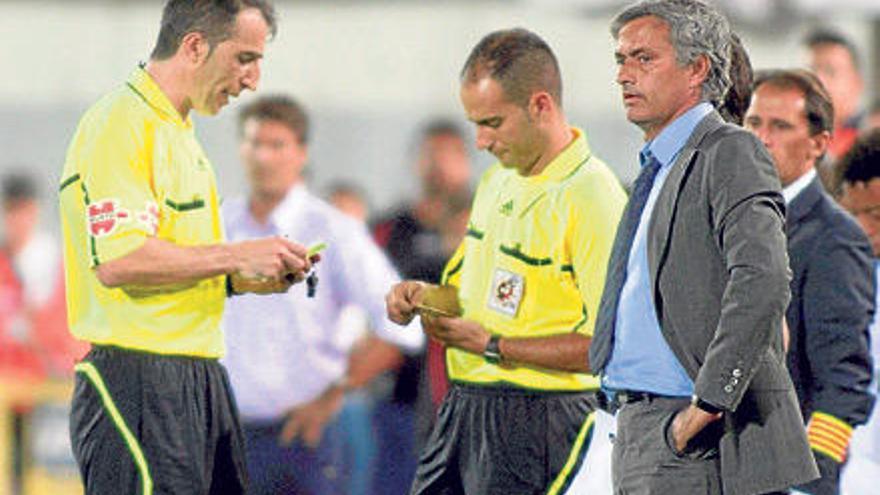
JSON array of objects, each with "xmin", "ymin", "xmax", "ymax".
[{"xmin": 691, "ymin": 395, "xmax": 725, "ymax": 414}]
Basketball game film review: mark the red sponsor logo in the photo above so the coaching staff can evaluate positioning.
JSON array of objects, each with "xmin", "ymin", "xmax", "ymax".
[{"xmin": 86, "ymin": 199, "xmax": 130, "ymax": 237}]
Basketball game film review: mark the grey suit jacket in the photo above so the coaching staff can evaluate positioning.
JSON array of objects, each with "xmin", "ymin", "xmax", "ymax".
[{"xmin": 592, "ymin": 111, "xmax": 819, "ymax": 495}]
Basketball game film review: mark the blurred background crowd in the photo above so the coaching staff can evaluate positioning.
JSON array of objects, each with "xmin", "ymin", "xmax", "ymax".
[{"xmin": 0, "ymin": 0, "xmax": 878, "ymax": 494}]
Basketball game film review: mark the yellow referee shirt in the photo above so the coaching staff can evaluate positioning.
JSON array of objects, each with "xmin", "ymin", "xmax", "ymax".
[
  {"xmin": 58, "ymin": 67, "xmax": 226, "ymax": 358},
  {"xmin": 443, "ymin": 128, "xmax": 626, "ymax": 390}
]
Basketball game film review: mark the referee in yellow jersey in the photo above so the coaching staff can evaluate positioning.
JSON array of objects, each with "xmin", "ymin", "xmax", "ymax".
[
  {"xmin": 387, "ymin": 28, "xmax": 626, "ymax": 494},
  {"xmin": 58, "ymin": 2, "xmax": 313, "ymax": 494}
]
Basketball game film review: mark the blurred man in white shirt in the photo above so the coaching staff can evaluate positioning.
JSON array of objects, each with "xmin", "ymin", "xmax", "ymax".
[{"xmin": 222, "ymin": 95, "xmax": 423, "ymax": 495}]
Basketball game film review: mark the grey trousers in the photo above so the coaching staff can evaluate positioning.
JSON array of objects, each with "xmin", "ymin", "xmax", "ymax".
[
  {"xmin": 610, "ymin": 395, "xmax": 792, "ymax": 495},
  {"xmin": 612, "ymin": 395, "xmax": 724, "ymax": 495}
]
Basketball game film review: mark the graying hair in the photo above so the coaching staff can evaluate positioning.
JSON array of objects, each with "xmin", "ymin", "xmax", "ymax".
[{"xmin": 611, "ymin": 0, "xmax": 732, "ymax": 106}]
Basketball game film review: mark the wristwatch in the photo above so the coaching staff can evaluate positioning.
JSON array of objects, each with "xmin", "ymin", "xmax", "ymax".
[{"xmin": 483, "ymin": 334, "xmax": 503, "ymax": 364}]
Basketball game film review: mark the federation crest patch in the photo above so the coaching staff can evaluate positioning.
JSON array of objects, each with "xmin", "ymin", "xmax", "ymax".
[
  {"xmin": 86, "ymin": 199, "xmax": 131, "ymax": 237},
  {"xmin": 487, "ymin": 268, "xmax": 524, "ymax": 317}
]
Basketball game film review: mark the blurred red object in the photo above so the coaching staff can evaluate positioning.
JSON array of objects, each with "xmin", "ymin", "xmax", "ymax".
[{"xmin": 0, "ymin": 251, "xmax": 87, "ymax": 380}]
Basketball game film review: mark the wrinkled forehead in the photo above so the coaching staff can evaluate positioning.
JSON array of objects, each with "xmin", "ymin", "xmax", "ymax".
[{"xmin": 615, "ymin": 16, "xmax": 673, "ymax": 54}]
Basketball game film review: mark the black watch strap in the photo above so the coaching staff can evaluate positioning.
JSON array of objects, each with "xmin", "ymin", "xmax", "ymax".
[{"xmin": 483, "ymin": 334, "xmax": 503, "ymax": 364}]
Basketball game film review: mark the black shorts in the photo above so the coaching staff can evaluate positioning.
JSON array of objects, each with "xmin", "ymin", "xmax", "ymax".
[
  {"xmin": 70, "ymin": 345, "xmax": 248, "ymax": 495},
  {"xmin": 410, "ymin": 383, "xmax": 598, "ymax": 495}
]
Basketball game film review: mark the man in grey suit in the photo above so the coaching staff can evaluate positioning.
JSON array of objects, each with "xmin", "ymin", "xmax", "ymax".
[
  {"xmin": 744, "ymin": 69, "xmax": 875, "ymax": 495},
  {"xmin": 589, "ymin": 1, "xmax": 819, "ymax": 494}
]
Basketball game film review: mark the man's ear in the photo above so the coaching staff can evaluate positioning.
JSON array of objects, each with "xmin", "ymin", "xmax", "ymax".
[
  {"xmin": 528, "ymin": 91, "xmax": 555, "ymax": 123},
  {"xmin": 179, "ymin": 31, "xmax": 210, "ymax": 65},
  {"xmin": 689, "ymin": 54, "xmax": 711, "ymax": 92},
  {"xmin": 809, "ymin": 130, "xmax": 831, "ymax": 162}
]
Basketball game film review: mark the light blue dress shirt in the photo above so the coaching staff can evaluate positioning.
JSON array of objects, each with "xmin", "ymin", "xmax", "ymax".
[{"xmin": 603, "ymin": 102, "xmax": 714, "ymax": 397}]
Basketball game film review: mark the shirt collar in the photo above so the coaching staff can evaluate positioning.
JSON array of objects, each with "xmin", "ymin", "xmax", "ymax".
[
  {"xmin": 782, "ymin": 168, "xmax": 817, "ymax": 204},
  {"xmin": 643, "ymin": 102, "xmax": 713, "ymax": 169},
  {"xmin": 126, "ymin": 65, "xmax": 191, "ymax": 127},
  {"xmin": 526, "ymin": 127, "xmax": 592, "ymax": 184}
]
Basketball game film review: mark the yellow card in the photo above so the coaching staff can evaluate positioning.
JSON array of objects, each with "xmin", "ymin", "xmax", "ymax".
[{"xmin": 415, "ymin": 285, "xmax": 462, "ymax": 318}]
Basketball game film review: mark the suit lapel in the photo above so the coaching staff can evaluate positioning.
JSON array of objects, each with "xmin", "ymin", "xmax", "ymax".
[
  {"xmin": 785, "ymin": 177, "xmax": 823, "ymax": 236},
  {"xmin": 647, "ymin": 111, "xmax": 726, "ymax": 291}
]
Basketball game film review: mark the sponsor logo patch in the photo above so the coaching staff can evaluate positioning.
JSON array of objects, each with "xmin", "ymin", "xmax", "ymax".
[
  {"xmin": 487, "ymin": 268, "xmax": 524, "ymax": 317},
  {"xmin": 136, "ymin": 201, "xmax": 160, "ymax": 235},
  {"xmin": 86, "ymin": 199, "xmax": 131, "ymax": 237}
]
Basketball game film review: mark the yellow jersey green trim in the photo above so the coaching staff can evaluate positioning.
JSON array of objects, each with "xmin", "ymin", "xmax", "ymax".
[
  {"xmin": 442, "ymin": 258, "xmax": 465, "ymax": 285},
  {"xmin": 546, "ymin": 411, "xmax": 595, "ymax": 495},
  {"xmin": 560, "ymin": 156, "xmax": 591, "ymax": 182},
  {"xmin": 499, "ymin": 244, "xmax": 552, "ymax": 266},
  {"xmin": 75, "ymin": 362, "xmax": 153, "ymax": 495},
  {"xmin": 126, "ymin": 67, "xmax": 190, "ymax": 127},
  {"xmin": 572, "ymin": 305, "xmax": 589, "ymax": 333},
  {"xmin": 80, "ymin": 181, "xmax": 100, "ymax": 267},
  {"xmin": 165, "ymin": 198, "xmax": 206, "ymax": 212},
  {"xmin": 60, "ymin": 66, "xmax": 226, "ymax": 357},
  {"xmin": 444, "ymin": 127, "xmax": 625, "ymax": 389},
  {"xmin": 465, "ymin": 227, "xmax": 484, "ymax": 240},
  {"xmin": 59, "ymin": 173, "xmax": 81, "ymax": 192},
  {"xmin": 519, "ymin": 192, "xmax": 548, "ymax": 218}
]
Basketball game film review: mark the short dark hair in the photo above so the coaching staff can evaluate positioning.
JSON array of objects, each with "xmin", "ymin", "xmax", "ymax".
[
  {"xmin": 460, "ymin": 28, "xmax": 563, "ymax": 108},
  {"xmin": 804, "ymin": 28, "xmax": 861, "ymax": 72},
  {"xmin": 838, "ymin": 129, "xmax": 880, "ymax": 185},
  {"xmin": 2, "ymin": 172, "xmax": 37, "ymax": 204},
  {"xmin": 150, "ymin": 0, "xmax": 277, "ymax": 61},
  {"xmin": 238, "ymin": 94, "xmax": 310, "ymax": 144},
  {"xmin": 719, "ymin": 33, "xmax": 753, "ymax": 125},
  {"xmin": 421, "ymin": 118, "xmax": 466, "ymax": 142},
  {"xmin": 753, "ymin": 69, "xmax": 834, "ymax": 136}
]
